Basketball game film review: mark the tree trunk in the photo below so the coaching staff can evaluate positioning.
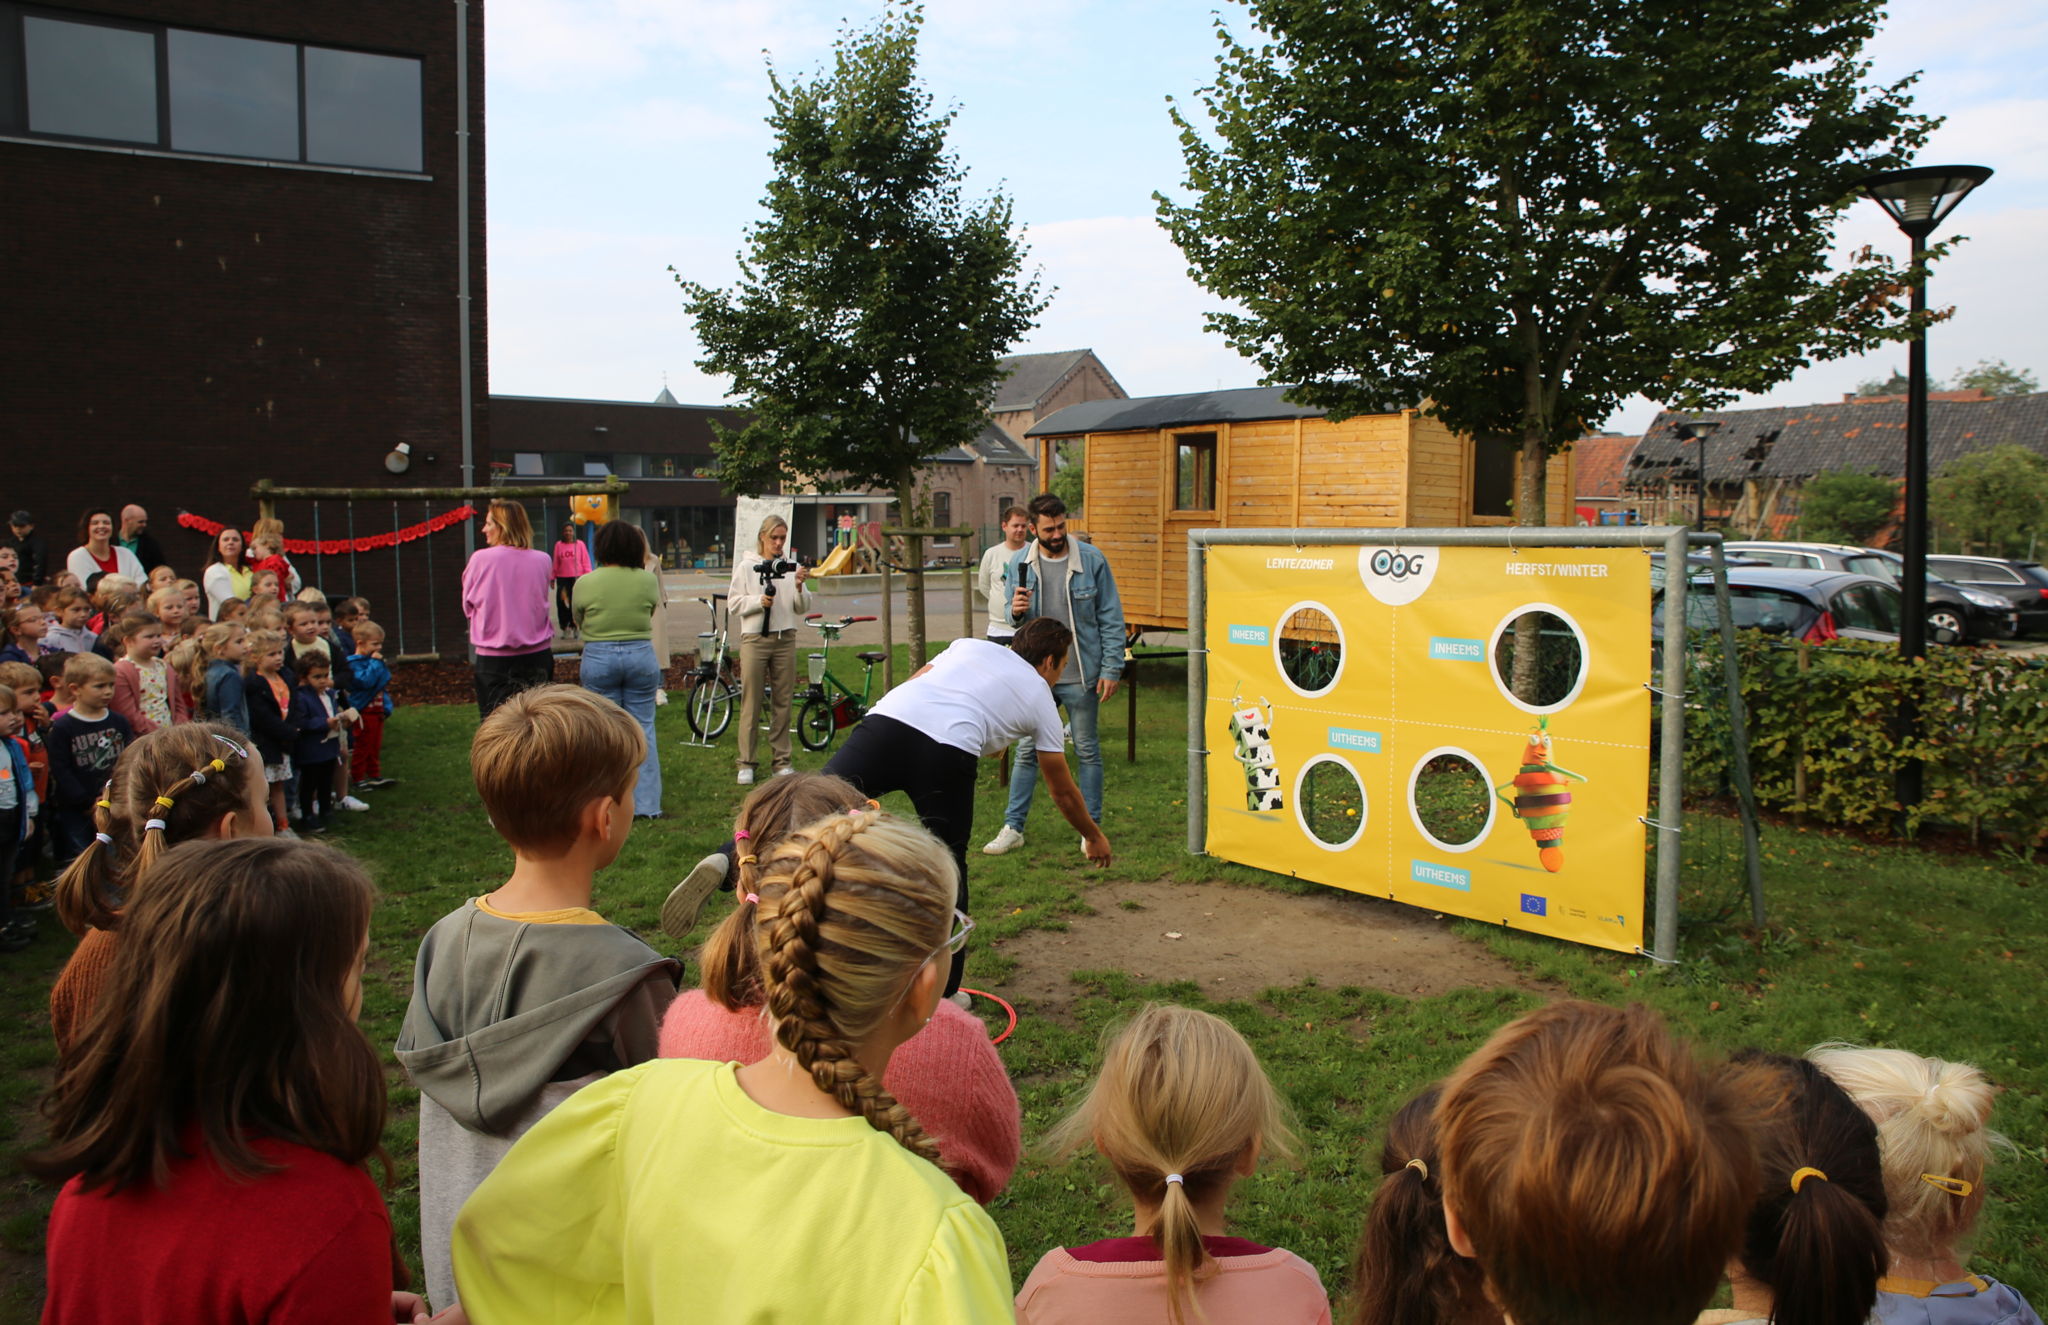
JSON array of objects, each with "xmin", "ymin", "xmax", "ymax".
[
  {"xmin": 895, "ymin": 474, "xmax": 928, "ymax": 669},
  {"xmin": 1511, "ymin": 420, "xmax": 1549, "ymax": 703}
]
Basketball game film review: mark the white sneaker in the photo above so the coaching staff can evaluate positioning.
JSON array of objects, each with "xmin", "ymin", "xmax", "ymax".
[
  {"xmin": 340, "ymin": 795, "xmax": 370, "ymax": 812},
  {"xmin": 661, "ymin": 852, "xmax": 730, "ymax": 940},
  {"xmin": 981, "ymin": 824, "xmax": 1025, "ymax": 855},
  {"xmin": 774, "ymin": 767, "xmax": 794, "ymax": 777},
  {"xmin": 737, "ymin": 768, "xmax": 756, "ymax": 785}
]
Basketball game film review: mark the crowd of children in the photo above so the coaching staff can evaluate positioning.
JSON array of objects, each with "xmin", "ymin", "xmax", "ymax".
[
  {"xmin": 14, "ymin": 671, "xmax": 2035, "ymax": 1324},
  {"xmin": 0, "ymin": 512, "xmax": 400, "ymax": 956}
]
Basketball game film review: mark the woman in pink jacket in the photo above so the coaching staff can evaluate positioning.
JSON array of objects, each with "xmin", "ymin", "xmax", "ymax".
[
  {"xmin": 461, "ymin": 501, "xmax": 555, "ymax": 719},
  {"xmin": 551, "ymin": 523, "xmax": 593, "ymax": 638}
]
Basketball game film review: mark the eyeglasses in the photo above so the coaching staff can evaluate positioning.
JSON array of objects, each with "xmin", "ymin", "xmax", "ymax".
[{"xmin": 938, "ymin": 907, "xmax": 975, "ymax": 956}]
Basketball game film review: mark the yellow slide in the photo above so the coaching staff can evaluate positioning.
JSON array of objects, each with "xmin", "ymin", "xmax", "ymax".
[{"xmin": 814, "ymin": 543, "xmax": 855, "ymax": 577}]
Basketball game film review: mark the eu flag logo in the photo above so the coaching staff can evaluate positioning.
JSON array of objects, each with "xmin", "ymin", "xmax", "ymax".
[{"xmin": 1519, "ymin": 894, "xmax": 1548, "ymax": 916}]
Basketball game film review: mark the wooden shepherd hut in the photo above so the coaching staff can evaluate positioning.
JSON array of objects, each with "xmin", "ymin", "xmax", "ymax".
[{"xmin": 1025, "ymin": 386, "xmax": 1577, "ymax": 632}]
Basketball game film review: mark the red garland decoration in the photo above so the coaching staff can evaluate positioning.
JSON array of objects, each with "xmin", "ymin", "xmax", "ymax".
[{"xmin": 177, "ymin": 505, "xmax": 477, "ymax": 556}]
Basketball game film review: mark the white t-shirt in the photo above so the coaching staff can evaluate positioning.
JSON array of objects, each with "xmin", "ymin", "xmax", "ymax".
[
  {"xmin": 868, "ymin": 638, "xmax": 1066, "ymax": 757},
  {"xmin": 978, "ymin": 542, "xmax": 1021, "ymax": 637}
]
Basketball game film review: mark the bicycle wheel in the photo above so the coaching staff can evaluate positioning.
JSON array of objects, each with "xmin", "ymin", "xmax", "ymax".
[
  {"xmin": 688, "ymin": 677, "xmax": 734, "ymax": 740},
  {"xmin": 797, "ymin": 695, "xmax": 837, "ymax": 752}
]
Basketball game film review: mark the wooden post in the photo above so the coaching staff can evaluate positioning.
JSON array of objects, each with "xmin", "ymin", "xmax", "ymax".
[
  {"xmin": 960, "ymin": 531, "xmax": 976, "ymax": 644},
  {"xmin": 255, "ymin": 479, "xmax": 277, "ymax": 525},
  {"xmin": 880, "ymin": 555, "xmax": 894, "ymax": 692},
  {"xmin": 1793, "ymin": 641, "xmax": 1809, "ymax": 823},
  {"xmin": 1126, "ymin": 650, "xmax": 1139, "ymax": 763}
]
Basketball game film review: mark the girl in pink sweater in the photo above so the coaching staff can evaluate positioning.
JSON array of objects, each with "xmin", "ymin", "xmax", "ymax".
[
  {"xmin": 660, "ymin": 772, "xmax": 1022, "ymax": 1205},
  {"xmin": 1017, "ymin": 1004, "xmax": 1331, "ymax": 1325}
]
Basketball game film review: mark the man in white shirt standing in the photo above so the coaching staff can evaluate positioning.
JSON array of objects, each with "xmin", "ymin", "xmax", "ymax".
[
  {"xmin": 823, "ymin": 618, "xmax": 1112, "ymax": 996},
  {"xmin": 978, "ymin": 505, "xmax": 1032, "ymax": 643}
]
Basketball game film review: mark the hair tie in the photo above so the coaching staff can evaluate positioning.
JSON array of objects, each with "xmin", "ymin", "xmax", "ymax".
[
  {"xmin": 733, "ymin": 828, "xmax": 751, "ymax": 841},
  {"xmin": 152, "ymin": 795, "xmax": 175, "ymax": 810},
  {"xmin": 94, "ymin": 832, "xmax": 114, "ymax": 846},
  {"xmin": 1405, "ymin": 1157, "xmax": 1430, "ymax": 1180},
  {"xmin": 143, "ymin": 818, "xmax": 168, "ymax": 832},
  {"xmin": 209, "ymin": 758, "xmax": 227, "ymax": 772},
  {"xmin": 864, "ymin": 798, "xmax": 879, "ymax": 810},
  {"xmin": 739, "ymin": 853, "xmax": 757, "ymax": 866},
  {"xmin": 95, "ymin": 799, "xmax": 112, "ymax": 810},
  {"xmin": 743, "ymin": 892, "xmax": 761, "ymax": 906},
  {"xmin": 189, "ymin": 770, "xmax": 208, "ymax": 786},
  {"xmin": 1163, "ymin": 1173, "xmax": 1184, "ymax": 1187},
  {"xmin": 1790, "ymin": 1166, "xmax": 1828, "ymax": 1193},
  {"xmin": 1920, "ymin": 1173, "xmax": 1974, "ymax": 1197}
]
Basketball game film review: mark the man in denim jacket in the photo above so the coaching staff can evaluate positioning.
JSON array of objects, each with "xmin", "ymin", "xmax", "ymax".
[{"xmin": 982, "ymin": 493, "xmax": 1125, "ymax": 856}]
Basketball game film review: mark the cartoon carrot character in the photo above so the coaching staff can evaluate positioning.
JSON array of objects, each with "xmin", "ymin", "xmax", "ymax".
[{"xmin": 1495, "ymin": 718, "xmax": 1586, "ymax": 872}]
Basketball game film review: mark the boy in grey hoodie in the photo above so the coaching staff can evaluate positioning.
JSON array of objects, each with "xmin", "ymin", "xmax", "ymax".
[{"xmin": 395, "ymin": 686, "xmax": 679, "ymax": 1312}]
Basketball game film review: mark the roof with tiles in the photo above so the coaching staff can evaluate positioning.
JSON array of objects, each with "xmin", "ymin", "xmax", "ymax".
[
  {"xmin": 923, "ymin": 422, "xmax": 1036, "ymax": 466},
  {"xmin": 1623, "ymin": 391, "xmax": 2048, "ymax": 486},
  {"xmin": 991, "ymin": 349, "xmax": 1104, "ymax": 412},
  {"xmin": 1569, "ymin": 434, "xmax": 1639, "ymax": 499}
]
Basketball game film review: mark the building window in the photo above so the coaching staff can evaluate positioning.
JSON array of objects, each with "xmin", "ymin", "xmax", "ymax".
[
  {"xmin": 512, "ymin": 452, "xmax": 543, "ymax": 477},
  {"xmin": 543, "ymin": 452, "xmax": 581, "ymax": 477},
  {"xmin": 24, "ymin": 15, "xmax": 158, "ymax": 143},
  {"xmin": 582, "ymin": 454, "xmax": 612, "ymax": 477},
  {"xmin": 1472, "ymin": 436, "xmax": 1517, "ymax": 519},
  {"xmin": 611, "ymin": 453, "xmax": 645, "ymax": 478},
  {"xmin": 933, "ymin": 491, "xmax": 952, "ymax": 528},
  {"xmin": 1175, "ymin": 432, "xmax": 1217, "ymax": 511},
  {"xmin": 3, "ymin": 10, "xmax": 424, "ymax": 173},
  {"xmin": 995, "ymin": 495, "xmax": 1016, "ymax": 520}
]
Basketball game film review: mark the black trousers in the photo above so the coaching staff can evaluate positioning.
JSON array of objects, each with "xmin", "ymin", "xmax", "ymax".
[
  {"xmin": 824, "ymin": 713, "xmax": 977, "ymax": 996},
  {"xmin": 298, "ymin": 758, "xmax": 337, "ymax": 823},
  {"xmin": 473, "ymin": 648, "xmax": 556, "ymax": 720}
]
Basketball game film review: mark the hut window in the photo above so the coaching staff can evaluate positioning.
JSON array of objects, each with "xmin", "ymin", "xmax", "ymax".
[
  {"xmin": 1175, "ymin": 432, "xmax": 1218, "ymax": 510},
  {"xmin": 1472, "ymin": 436, "xmax": 1517, "ymax": 518}
]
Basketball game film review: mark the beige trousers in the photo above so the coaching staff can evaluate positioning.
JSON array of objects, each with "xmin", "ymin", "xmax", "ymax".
[{"xmin": 737, "ymin": 629, "xmax": 796, "ymax": 771}]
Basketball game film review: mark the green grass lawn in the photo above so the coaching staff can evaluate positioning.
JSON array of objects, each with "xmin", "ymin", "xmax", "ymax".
[{"xmin": 1, "ymin": 651, "xmax": 2042, "ymax": 1321}]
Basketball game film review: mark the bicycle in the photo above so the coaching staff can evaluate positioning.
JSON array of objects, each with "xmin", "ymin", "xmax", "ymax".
[
  {"xmin": 683, "ymin": 594, "xmax": 743, "ymax": 741},
  {"xmin": 796, "ymin": 613, "xmax": 881, "ymax": 752}
]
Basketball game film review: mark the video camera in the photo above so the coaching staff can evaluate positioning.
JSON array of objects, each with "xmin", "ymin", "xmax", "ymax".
[{"xmin": 755, "ymin": 554, "xmax": 812, "ymax": 597}]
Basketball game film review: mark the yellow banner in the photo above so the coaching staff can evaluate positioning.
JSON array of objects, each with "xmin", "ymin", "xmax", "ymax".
[{"xmin": 1204, "ymin": 544, "xmax": 1652, "ymax": 953}]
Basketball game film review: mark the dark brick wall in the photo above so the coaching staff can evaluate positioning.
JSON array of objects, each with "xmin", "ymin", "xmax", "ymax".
[{"xmin": 2, "ymin": 0, "xmax": 488, "ymax": 657}]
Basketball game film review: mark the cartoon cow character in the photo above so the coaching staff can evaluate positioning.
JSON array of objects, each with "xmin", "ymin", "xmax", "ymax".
[{"xmin": 1228, "ymin": 695, "xmax": 1282, "ymax": 812}]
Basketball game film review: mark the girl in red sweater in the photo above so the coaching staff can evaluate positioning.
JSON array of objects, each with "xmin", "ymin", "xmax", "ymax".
[{"xmin": 30, "ymin": 836, "xmax": 427, "ymax": 1323}]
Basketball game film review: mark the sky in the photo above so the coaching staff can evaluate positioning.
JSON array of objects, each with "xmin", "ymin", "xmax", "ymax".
[{"xmin": 484, "ymin": 0, "xmax": 2048, "ymax": 438}]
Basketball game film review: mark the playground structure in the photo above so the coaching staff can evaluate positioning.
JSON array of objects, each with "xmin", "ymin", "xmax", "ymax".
[{"xmin": 1186, "ymin": 525, "xmax": 1762, "ymax": 965}]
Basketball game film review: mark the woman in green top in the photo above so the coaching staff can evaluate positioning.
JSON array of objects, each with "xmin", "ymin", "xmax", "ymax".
[{"xmin": 573, "ymin": 523, "xmax": 665, "ymax": 817}]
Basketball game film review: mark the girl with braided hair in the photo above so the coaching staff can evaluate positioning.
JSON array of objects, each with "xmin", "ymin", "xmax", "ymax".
[
  {"xmin": 47, "ymin": 723, "xmax": 270, "ymax": 1056},
  {"xmin": 449, "ymin": 809, "xmax": 1014, "ymax": 1323},
  {"xmin": 660, "ymin": 773, "xmax": 1022, "ymax": 1205}
]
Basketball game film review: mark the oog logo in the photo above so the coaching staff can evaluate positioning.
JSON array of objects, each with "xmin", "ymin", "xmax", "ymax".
[
  {"xmin": 1357, "ymin": 545, "xmax": 1439, "ymax": 606},
  {"xmin": 1369, "ymin": 550, "xmax": 1427, "ymax": 581}
]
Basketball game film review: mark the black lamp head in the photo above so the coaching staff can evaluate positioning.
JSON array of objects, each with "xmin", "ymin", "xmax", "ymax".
[{"xmin": 1857, "ymin": 164, "xmax": 1994, "ymax": 239}]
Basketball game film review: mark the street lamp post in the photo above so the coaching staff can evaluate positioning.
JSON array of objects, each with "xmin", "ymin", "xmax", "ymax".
[
  {"xmin": 1855, "ymin": 164, "xmax": 1992, "ymax": 816},
  {"xmin": 1673, "ymin": 419, "xmax": 1723, "ymax": 529}
]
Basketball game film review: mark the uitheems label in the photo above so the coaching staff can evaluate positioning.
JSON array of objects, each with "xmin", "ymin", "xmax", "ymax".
[
  {"xmin": 1505, "ymin": 562, "xmax": 1610, "ymax": 578},
  {"xmin": 1266, "ymin": 556, "xmax": 1335, "ymax": 570},
  {"xmin": 1411, "ymin": 860, "xmax": 1472, "ymax": 891}
]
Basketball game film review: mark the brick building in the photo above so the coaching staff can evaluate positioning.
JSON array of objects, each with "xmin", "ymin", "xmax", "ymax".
[{"xmin": 2, "ymin": 0, "xmax": 488, "ymax": 653}]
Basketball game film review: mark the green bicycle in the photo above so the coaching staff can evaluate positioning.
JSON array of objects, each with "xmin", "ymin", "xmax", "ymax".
[{"xmin": 796, "ymin": 612, "xmax": 882, "ymax": 752}]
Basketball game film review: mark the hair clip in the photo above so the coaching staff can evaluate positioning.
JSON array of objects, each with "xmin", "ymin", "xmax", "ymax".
[
  {"xmin": 143, "ymin": 818, "xmax": 167, "ymax": 832},
  {"xmin": 743, "ymin": 892, "xmax": 761, "ymax": 906},
  {"xmin": 1790, "ymin": 1166, "xmax": 1828, "ymax": 1193},
  {"xmin": 1163, "ymin": 1173, "xmax": 1184, "ymax": 1186},
  {"xmin": 94, "ymin": 832, "xmax": 114, "ymax": 847},
  {"xmin": 208, "ymin": 733, "xmax": 250, "ymax": 761},
  {"xmin": 1920, "ymin": 1173, "xmax": 1973, "ymax": 1197},
  {"xmin": 1404, "ymin": 1157, "xmax": 1429, "ymax": 1180}
]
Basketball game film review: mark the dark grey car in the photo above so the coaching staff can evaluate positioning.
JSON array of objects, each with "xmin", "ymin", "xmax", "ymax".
[{"xmin": 1926, "ymin": 556, "xmax": 2048, "ymax": 635}]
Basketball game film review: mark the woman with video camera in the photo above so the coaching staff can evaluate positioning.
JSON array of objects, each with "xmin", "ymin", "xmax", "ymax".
[{"xmin": 727, "ymin": 514, "xmax": 810, "ymax": 785}]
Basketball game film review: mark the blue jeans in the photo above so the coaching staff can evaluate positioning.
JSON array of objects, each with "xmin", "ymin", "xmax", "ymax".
[
  {"xmin": 580, "ymin": 639, "xmax": 663, "ymax": 816},
  {"xmin": 1006, "ymin": 678, "xmax": 1101, "ymax": 831}
]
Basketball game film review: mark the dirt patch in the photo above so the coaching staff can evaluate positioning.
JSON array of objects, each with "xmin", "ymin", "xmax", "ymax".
[{"xmin": 989, "ymin": 879, "xmax": 1556, "ymax": 1014}]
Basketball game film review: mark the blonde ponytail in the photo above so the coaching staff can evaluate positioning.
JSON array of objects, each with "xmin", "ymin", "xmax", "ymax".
[{"xmin": 1045, "ymin": 1004, "xmax": 1298, "ymax": 1325}]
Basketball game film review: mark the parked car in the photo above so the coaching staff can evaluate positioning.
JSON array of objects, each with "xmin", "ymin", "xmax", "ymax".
[
  {"xmin": 1646, "ymin": 551, "xmax": 1766, "ymax": 591},
  {"xmin": 1653, "ymin": 567, "xmax": 1963, "ymax": 647},
  {"xmin": 1722, "ymin": 541, "xmax": 2018, "ymax": 641},
  {"xmin": 1925, "ymin": 555, "xmax": 2048, "ymax": 635}
]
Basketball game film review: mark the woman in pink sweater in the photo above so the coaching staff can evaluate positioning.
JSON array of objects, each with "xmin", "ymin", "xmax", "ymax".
[
  {"xmin": 551, "ymin": 523, "xmax": 593, "ymax": 638},
  {"xmin": 461, "ymin": 500, "xmax": 555, "ymax": 719},
  {"xmin": 658, "ymin": 772, "xmax": 1021, "ymax": 1205}
]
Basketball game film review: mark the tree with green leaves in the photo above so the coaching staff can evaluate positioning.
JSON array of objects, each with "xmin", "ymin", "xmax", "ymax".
[
  {"xmin": 1158, "ymin": 0, "xmax": 1938, "ymax": 530},
  {"xmin": 675, "ymin": 5, "xmax": 1046, "ymax": 664},
  {"xmin": 1932, "ymin": 444, "xmax": 2048, "ymax": 556},
  {"xmin": 1797, "ymin": 470, "xmax": 1898, "ymax": 545},
  {"xmin": 1947, "ymin": 358, "xmax": 2038, "ymax": 398}
]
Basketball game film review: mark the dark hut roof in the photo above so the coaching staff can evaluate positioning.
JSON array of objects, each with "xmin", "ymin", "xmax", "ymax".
[{"xmin": 1026, "ymin": 386, "xmax": 1327, "ymax": 437}]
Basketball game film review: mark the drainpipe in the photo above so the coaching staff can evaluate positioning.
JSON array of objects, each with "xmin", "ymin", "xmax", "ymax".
[{"xmin": 455, "ymin": 0, "xmax": 476, "ymax": 556}]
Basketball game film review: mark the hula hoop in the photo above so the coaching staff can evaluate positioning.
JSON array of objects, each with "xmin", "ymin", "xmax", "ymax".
[{"xmin": 957, "ymin": 987, "xmax": 1017, "ymax": 1045}]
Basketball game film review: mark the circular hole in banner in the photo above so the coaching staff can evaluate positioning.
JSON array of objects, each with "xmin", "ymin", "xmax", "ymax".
[
  {"xmin": 1295, "ymin": 754, "xmax": 1367, "ymax": 851},
  {"xmin": 1487, "ymin": 605, "xmax": 1588, "ymax": 714},
  {"xmin": 1407, "ymin": 747, "xmax": 1494, "ymax": 853},
  {"xmin": 1275, "ymin": 601, "xmax": 1344, "ymax": 697}
]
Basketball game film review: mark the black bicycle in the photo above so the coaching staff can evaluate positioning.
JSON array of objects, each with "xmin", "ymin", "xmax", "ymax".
[{"xmin": 683, "ymin": 594, "xmax": 743, "ymax": 741}]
